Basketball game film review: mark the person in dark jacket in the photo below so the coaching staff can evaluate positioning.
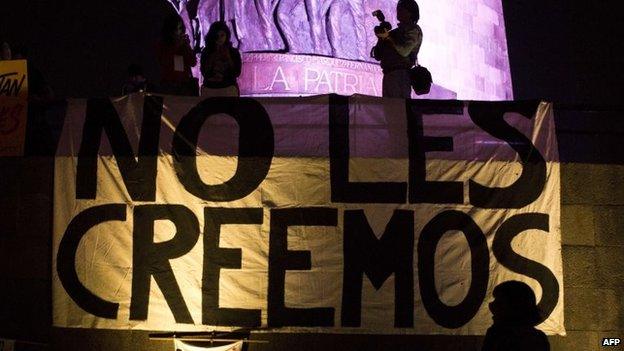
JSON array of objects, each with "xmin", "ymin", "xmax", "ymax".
[
  {"xmin": 200, "ymin": 21, "xmax": 242, "ymax": 97},
  {"xmin": 482, "ymin": 281, "xmax": 550, "ymax": 351}
]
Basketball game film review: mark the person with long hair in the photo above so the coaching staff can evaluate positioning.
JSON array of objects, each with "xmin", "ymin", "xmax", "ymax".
[
  {"xmin": 372, "ymin": 0, "xmax": 422, "ymax": 98},
  {"xmin": 199, "ymin": 21, "xmax": 242, "ymax": 97},
  {"xmin": 156, "ymin": 14, "xmax": 198, "ymax": 95}
]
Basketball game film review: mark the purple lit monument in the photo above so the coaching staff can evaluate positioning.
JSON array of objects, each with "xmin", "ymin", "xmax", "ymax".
[{"xmin": 167, "ymin": 0, "xmax": 512, "ymax": 100}]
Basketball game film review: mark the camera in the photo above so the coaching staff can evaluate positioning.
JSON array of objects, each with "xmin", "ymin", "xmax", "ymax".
[{"xmin": 372, "ymin": 10, "xmax": 392, "ymax": 35}]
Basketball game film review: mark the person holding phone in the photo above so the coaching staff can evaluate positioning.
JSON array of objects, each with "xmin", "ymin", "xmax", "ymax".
[
  {"xmin": 156, "ymin": 14, "xmax": 198, "ymax": 96},
  {"xmin": 200, "ymin": 21, "xmax": 242, "ymax": 97}
]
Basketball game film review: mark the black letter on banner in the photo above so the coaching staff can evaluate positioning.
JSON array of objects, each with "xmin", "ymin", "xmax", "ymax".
[
  {"xmin": 268, "ymin": 207, "xmax": 337, "ymax": 327},
  {"xmin": 341, "ymin": 210, "xmax": 414, "ymax": 327},
  {"xmin": 493, "ymin": 213, "xmax": 558, "ymax": 323},
  {"xmin": 172, "ymin": 97, "xmax": 273, "ymax": 201},
  {"xmin": 406, "ymin": 100, "xmax": 464, "ymax": 204},
  {"xmin": 417, "ymin": 211, "xmax": 489, "ymax": 328},
  {"xmin": 203, "ymin": 208, "xmax": 263, "ymax": 327},
  {"xmin": 329, "ymin": 94, "xmax": 407, "ymax": 203},
  {"xmin": 76, "ymin": 96, "xmax": 163, "ymax": 201},
  {"xmin": 130, "ymin": 205, "xmax": 199, "ymax": 323},
  {"xmin": 57, "ymin": 204, "xmax": 125, "ymax": 318},
  {"xmin": 468, "ymin": 101, "xmax": 545, "ymax": 208}
]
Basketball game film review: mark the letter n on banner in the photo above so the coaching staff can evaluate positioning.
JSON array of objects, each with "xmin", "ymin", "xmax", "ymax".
[{"xmin": 0, "ymin": 60, "xmax": 28, "ymax": 156}]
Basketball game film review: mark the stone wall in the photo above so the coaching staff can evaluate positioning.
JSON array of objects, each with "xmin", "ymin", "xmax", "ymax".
[
  {"xmin": 551, "ymin": 107, "xmax": 624, "ymax": 349},
  {"xmin": 418, "ymin": 0, "xmax": 512, "ymax": 100}
]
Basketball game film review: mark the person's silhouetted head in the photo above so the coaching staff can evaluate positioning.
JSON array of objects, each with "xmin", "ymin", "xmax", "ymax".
[
  {"xmin": 482, "ymin": 281, "xmax": 549, "ymax": 351},
  {"xmin": 489, "ymin": 281, "xmax": 541, "ymax": 326},
  {"xmin": 397, "ymin": 0, "xmax": 420, "ymax": 24},
  {"xmin": 204, "ymin": 21, "xmax": 232, "ymax": 51},
  {"xmin": 122, "ymin": 63, "xmax": 149, "ymax": 94},
  {"xmin": 127, "ymin": 64, "xmax": 144, "ymax": 79},
  {"xmin": 161, "ymin": 14, "xmax": 186, "ymax": 44}
]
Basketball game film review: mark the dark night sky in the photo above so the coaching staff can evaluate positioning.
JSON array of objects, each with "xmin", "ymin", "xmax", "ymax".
[
  {"xmin": 1, "ymin": 0, "xmax": 622, "ymax": 104},
  {"xmin": 502, "ymin": 0, "xmax": 624, "ymax": 105}
]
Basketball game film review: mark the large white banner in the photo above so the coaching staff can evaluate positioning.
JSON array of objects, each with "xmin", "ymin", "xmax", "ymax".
[{"xmin": 52, "ymin": 94, "xmax": 563, "ymax": 335}]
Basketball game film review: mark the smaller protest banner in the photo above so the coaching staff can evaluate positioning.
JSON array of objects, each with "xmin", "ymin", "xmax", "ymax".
[
  {"xmin": 0, "ymin": 59, "xmax": 28, "ymax": 156},
  {"xmin": 0, "ymin": 338, "xmax": 15, "ymax": 351}
]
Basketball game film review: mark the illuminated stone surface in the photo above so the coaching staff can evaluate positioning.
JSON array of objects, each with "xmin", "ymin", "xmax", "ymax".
[
  {"xmin": 167, "ymin": 0, "xmax": 512, "ymax": 100},
  {"xmin": 238, "ymin": 53, "xmax": 456, "ymax": 98}
]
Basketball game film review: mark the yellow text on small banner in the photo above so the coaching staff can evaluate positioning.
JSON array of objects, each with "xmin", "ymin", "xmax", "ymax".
[{"xmin": 0, "ymin": 59, "xmax": 28, "ymax": 156}]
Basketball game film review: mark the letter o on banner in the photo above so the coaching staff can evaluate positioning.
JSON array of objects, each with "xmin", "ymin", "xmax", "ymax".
[
  {"xmin": 172, "ymin": 97, "xmax": 275, "ymax": 201},
  {"xmin": 417, "ymin": 210, "xmax": 489, "ymax": 328}
]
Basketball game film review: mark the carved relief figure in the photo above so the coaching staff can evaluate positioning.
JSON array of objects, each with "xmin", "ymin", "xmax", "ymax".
[
  {"xmin": 165, "ymin": 0, "xmax": 370, "ymax": 61},
  {"xmin": 279, "ymin": 0, "xmax": 367, "ymax": 60},
  {"xmin": 231, "ymin": 0, "xmax": 286, "ymax": 52}
]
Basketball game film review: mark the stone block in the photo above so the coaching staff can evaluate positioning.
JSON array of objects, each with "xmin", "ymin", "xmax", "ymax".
[
  {"xmin": 0, "ymin": 279, "xmax": 10, "ymax": 322},
  {"xmin": 561, "ymin": 163, "xmax": 624, "ymax": 206},
  {"xmin": 0, "ymin": 158, "xmax": 21, "ymax": 195},
  {"xmin": 0, "ymin": 199, "xmax": 17, "ymax": 239},
  {"xmin": 52, "ymin": 328, "xmax": 133, "ymax": 351},
  {"xmin": 15, "ymin": 193, "xmax": 53, "ymax": 239},
  {"xmin": 561, "ymin": 163, "xmax": 595, "ymax": 205},
  {"xmin": 594, "ymin": 206, "xmax": 624, "ymax": 246},
  {"xmin": 0, "ymin": 278, "xmax": 50, "ymax": 341},
  {"xmin": 0, "ymin": 242, "xmax": 50, "ymax": 280},
  {"xmin": 592, "ymin": 164, "xmax": 624, "ymax": 205},
  {"xmin": 562, "ymin": 246, "xmax": 597, "ymax": 287},
  {"xmin": 565, "ymin": 287, "xmax": 622, "ymax": 331},
  {"xmin": 561, "ymin": 205, "xmax": 595, "ymax": 246},
  {"xmin": 18, "ymin": 157, "xmax": 55, "ymax": 195},
  {"xmin": 595, "ymin": 246, "xmax": 624, "ymax": 288},
  {"xmin": 18, "ymin": 245, "xmax": 51, "ymax": 280}
]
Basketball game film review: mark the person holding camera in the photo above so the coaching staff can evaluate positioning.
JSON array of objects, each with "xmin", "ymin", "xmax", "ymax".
[{"xmin": 371, "ymin": 0, "xmax": 422, "ymax": 98}]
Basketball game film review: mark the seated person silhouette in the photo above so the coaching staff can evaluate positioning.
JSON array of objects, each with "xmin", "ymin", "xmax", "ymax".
[{"xmin": 482, "ymin": 281, "xmax": 550, "ymax": 351}]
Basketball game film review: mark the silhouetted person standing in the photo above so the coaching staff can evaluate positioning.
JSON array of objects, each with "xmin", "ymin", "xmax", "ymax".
[
  {"xmin": 200, "ymin": 21, "xmax": 242, "ymax": 97},
  {"xmin": 372, "ymin": 0, "xmax": 422, "ymax": 98},
  {"xmin": 12, "ymin": 45, "xmax": 55, "ymax": 103},
  {"xmin": 157, "ymin": 14, "xmax": 198, "ymax": 96},
  {"xmin": 482, "ymin": 281, "xmax": 550, "ymax": 351}
]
